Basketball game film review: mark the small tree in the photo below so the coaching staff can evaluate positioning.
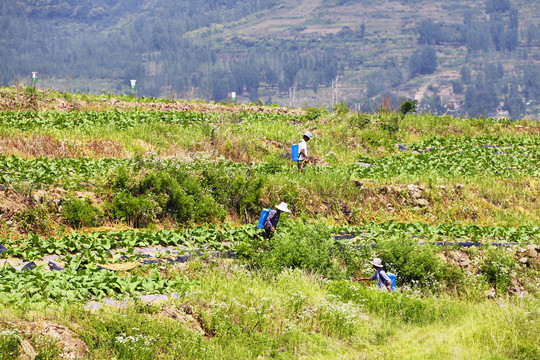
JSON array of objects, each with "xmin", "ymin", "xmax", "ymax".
[{"xmin": 409, "ymin": 47, "xmax": 437, "ymax": 78}]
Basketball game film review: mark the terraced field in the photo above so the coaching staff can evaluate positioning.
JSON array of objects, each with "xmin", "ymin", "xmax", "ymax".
[{"xmin": 0, "ymin": 88, "xmax": 538, "ymax": 359}]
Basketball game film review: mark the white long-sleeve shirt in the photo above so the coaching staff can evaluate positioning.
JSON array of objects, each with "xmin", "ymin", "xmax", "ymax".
[{"xmin": 298, "ymin": 139, "xmax": 308, "ymax": 161}]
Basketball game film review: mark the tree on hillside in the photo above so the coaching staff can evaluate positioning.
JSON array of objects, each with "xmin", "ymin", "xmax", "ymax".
[
  {"xmin": 409, "ymin": 47, "xmax": 437, "ymax": 78},
  {"xmin": 509, "ymin": 8, "xmax": 519, "ymax": 29},
  {"xmin": 502, "ymin": 28, "xmax": 519, "ymax": 52},
  {"xmin": 486, "ymin": 0, "xmax": 511, "ymax": 14},
  {"xmin": 522, "ymin": 65, "xmax": 540, "ymax": 100},
  {"xmin": 465, "ymin": 22, "xmax": 492, "ymax": 52},
  {"xmin": 489, "ymin": 13, "xmax": 505, "ymax": 51},
  {"xmin": 503, "ymin": 84, "xmax": 526, "ymax": 119},
  {"xmin": 460, "ymin": 66, "xmax": 472, "ymax": 85},
  {"xmin": 463, "ymin": 82, "xmax": 500, "ymax": 118},
  {"xmin": 417, "ymin": 19, "xmax": 459, "ymax": 45}
]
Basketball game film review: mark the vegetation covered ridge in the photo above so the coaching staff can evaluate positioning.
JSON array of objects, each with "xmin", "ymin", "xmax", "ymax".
[{"xmin": 0, "ymin": 87, "xmax": 304, "ymax": 115}]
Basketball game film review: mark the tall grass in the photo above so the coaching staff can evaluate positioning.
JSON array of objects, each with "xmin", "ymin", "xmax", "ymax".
[{"xmin": 0, "ymin": 258, "xmax": 537, "ymax": 359}]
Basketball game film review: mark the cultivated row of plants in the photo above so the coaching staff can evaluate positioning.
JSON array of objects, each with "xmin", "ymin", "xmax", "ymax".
[
  {"xmin": 0, "ymin": 265, "xmax": 189, "ymax": 303},
  {"xmin": 0, "ymin": 154, "xmax": 125, "ymax": 187},
  {"xmin": 0, "ymin": 110, "xmax": 307, "ymax": 131},
  {"xmin": 2, "ymin": 132, "xmax": 538, "ymax": 188},
  {"xmin": 0, "ymin": 225, "xmax": 256, "ymax": 260},
  {"xmin": 354, "ymin": 141, "xmax": 540, "ymax": 178},
  {"xmin": 409, "ymin": 135, "xmax": 540, "ymax": 149},
  {"xmin": 1, "ymin": 222, "xmax": 535, "ymax": 307},
  {"xmin": 1, "ymin": 151, "xmax": 538, "ymax": 234},
  {"xmin": 2, "ymin": 220, "xmax": 537, "ymax": 262}
]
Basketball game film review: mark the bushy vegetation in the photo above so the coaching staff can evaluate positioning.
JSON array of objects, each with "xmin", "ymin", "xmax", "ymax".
[
  {"xmin": 0, "ymin": 92, "xmax": 538, "ymax": 359},
  {"xmin": 62, "ymin": 197, "xmax": 101, "ymax": 228}
]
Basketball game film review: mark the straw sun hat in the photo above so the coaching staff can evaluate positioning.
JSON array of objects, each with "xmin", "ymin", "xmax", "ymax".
[
  {"xmin": 275, "ymin": 202, "xmax": 291, "ymax": 213},
  {"xmin": 370, "ymin": 258, "xmax": 383, "ymax": 268}
]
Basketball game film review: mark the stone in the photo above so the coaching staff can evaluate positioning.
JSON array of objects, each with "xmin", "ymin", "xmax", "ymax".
[
  {"xmin": 415, "ymin": 199, "xmax": 429, "ymax": 206},
  {"xmin": 454, "ymin": 255, "xmax": 470, "ymax": 267},
  {"xmin": 519, "ymin": 257, "xmax": 528, "ymax": 264},
  {"xmin": 486, "ymin": 288, "xmax": 496, "ymax": 299},
  {"xmin": 526, "ymin": 244, "xmax": 538, "ymax": 258},
  {"xmin": 407, "ymin": 184, "xmax": 423, "ymax": 199}
]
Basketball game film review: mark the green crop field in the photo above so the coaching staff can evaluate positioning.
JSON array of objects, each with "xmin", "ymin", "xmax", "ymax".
[{"xmin": 0, "ymin": 87, "xmax": 538, "ymax": 359}]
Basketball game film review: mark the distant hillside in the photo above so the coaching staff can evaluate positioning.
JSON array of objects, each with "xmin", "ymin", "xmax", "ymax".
[{"xmin": 1, "ymin": 0, "xmax": 540, "ymax": 118}]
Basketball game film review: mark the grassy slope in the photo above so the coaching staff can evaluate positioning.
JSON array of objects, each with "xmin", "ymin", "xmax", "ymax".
[
  {"xmin": 0, "ymin": 88, "xmax": 539, "ymax": 231},
  {"xmin": 0, "ymin": 89, "xmax": 538, "ymax": 359},
  {"xmin": 1, "ymin": 260, "xmax": 538, "ymax": 359}
]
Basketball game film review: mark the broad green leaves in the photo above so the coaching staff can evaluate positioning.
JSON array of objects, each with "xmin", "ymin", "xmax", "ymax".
[
  {"xmin": 354, "ymin": 136, "xmax": 540, "ymax": 178},
  {"xmin": 0, "ymin": 110, "xmax": 306, "ymax": 131},
  {"xmin": 0, "ymin": 264, "xmax": 189, "ymax": 303}
]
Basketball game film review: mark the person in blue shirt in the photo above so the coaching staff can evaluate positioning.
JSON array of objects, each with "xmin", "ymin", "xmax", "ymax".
[
  {"xmin": 357, "ymin": 258, "xmax": 393, "ymax": 292},
  {"xmin": 263, "ymin": 202, "xmax": 291, "ymax": 240}
]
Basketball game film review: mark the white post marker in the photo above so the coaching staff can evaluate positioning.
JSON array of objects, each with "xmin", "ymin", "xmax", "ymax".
[
  {"xmin": 230, "ymin": 91, "xmax": 236, "ymax": 101},
  {"xmin": 32, "ymin": 72, "xmax": 38, "ymax": 82},
  {"xmin": 130, "ymin": 79, "xmax": 136, "ymax": 89}
]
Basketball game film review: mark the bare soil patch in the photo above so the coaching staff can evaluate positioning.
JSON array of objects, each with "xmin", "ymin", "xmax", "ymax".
[
  {"xmin": 3, "ymin": 320, "xmax": 87, "ymax": 359},
  {"xmin": 0, "ymin": 189, "xmax": 32, "ymax": 221}
]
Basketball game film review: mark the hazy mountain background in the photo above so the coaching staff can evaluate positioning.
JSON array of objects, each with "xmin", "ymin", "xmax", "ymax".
[{"xmin": 2, "ymin": 0, "xmax": 540, "ymax": 118}]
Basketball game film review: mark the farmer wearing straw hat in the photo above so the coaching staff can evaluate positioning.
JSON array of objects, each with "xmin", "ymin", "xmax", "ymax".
[
  {"xmin": 297, "ymin": 131, "xmax": 312, "ymax": 172},
  {"xmin": 357, "ymin": 258, "xmax": 393, "ymax": 292},
  {"xmin": 263, "ymin": 202, "xmax": 291, "ymax": 240}
]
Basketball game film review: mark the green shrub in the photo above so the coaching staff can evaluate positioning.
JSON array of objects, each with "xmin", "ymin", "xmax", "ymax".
[
  {"xmin": 0, "ymin": 329, "xmax": 21, "ymax": 360},
  {"xmin": 479, "ymin": 247, "xmax": 515, "ymax": 294},
  {"xmin": 142, "ymin": 171, "xmax": 226, "ymax": 224},
  {"xmin": 349, "ymin": 113, "xmax": 371, "ymax": 129},
  {"xmin": 303, "ymin": 106, "xmax": 326, "ymax": 121},
  {"xmin": 201, "ymin": 165, "xmax": 263, "ymax": 221},
  {"xmin": 399, "ymin": 99, "xmax": 418, "ymax": 116},
  {"xmin": 333, "ymin": 102, "xmax": 349, "ymax": 115},
  {"xmin": 377, "ymin": 238, "xmax": 445, "ymax": 288},
  {"xmin": 109, "ymin": 167, "xmax": 229, "ymax": 225},
  {"xmin": 359, "ymin": 128, "xmax": 393, "ymax": 150},
  {"xmin": 62, "ymin": 197, "xmax": 101, "ymax": 228},
  {"xmin": 105, "ymin": 191, "xmax": 162, "ymax": 228},
  {"xmin": 14, "ymin": 206, "xmax": 54, "ymax": 235},
  {"xmin": 378, "ymin": 113, "xmax": 400, "ymax": 136},
  {"xmin": 260, "ymin": 223, "xmax": 337, "ymax": 274}
]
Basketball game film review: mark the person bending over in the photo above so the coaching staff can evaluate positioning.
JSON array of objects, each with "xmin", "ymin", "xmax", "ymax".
[
  {"xmin": 357, "ymin": 258, "xmax": 393, "ymax": 292},
  {"xmin": 263, "ymin": 202, "xmax": 291, "ymax": 240}
]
